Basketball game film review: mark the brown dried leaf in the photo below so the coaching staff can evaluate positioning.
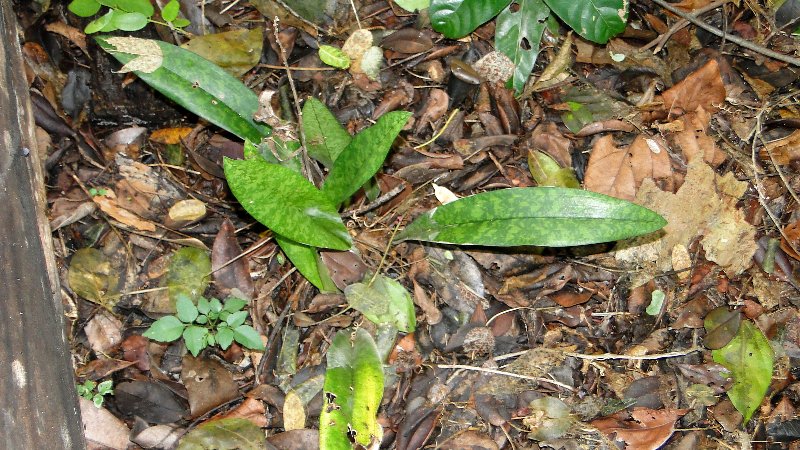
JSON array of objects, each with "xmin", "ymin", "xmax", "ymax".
[
  {"xmin": 592, "ymin": 408, "xmax": 685, "ymax": 450},
  {"xmin": 181, "ymin": 355, "xmax": 240, "ymax": 419},
  {"xmin": 615, "ymin": 160, "xmax": 756, "ymax": 276},
  {"xmin": 80, "ymin": 398, "xmax": 131, "ymax": 450},
  {"xmin": 85, "ymin": 309, "xmax": 123, "ymax": 353},
  {"xmin": 584, "ymin": 134, "xmax": 672, "ymax": 200},
  {"xmin": 211, "ymin": 219, "xmax": 254, "ymax": 297},
  {"xmin": 672, "ymin": 107, "xmax": 727, "ymax": 167},
  {"xmin": 93, "ymin": 189, "xmax": 157, "ymax": 231},
  {"xmin": 662, "ymin": 59, "xmax": 726, "ymax": 113}
]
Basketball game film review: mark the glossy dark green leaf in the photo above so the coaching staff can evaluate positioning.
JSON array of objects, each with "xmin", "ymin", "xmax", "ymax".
[
  {"xmin": 302, "ymin": 97, "xmax": 351, "ymax": 167},
  {"xmin": 543, "ymin": 0, "xmax": 627, "ymax": 43},
  {"xmin": 96, "ymin": 36, "xmax": 271, "ymax": 143},
  {"xmin": 320, "ymin": 328, "xmax": 384, "ymax": 449},
  {"xmin": 496, "ymin": 0, "xmax": 550, "ymax": 93},
  {"xmin": 396, "ymin": 187, "xmax": 667, "ymax": 247},
  {"xmin": 704, "ymin": 307, "xmax": 742, "ymax": 350},
  {"xmin": 344, "ymin": 274, "xmax": 416, "ymax": 332},
  {"xmin": 321, "ymin": 111, "xmax": 411, "ymax": 206},
  {"xmin": 177, "ymin": 417, "xmax": 265, "ymax": 450},
  {"xmin": 224, "ymin": 158, "xmax": 351, "ymax": 249},
  {"xmin": 275, "ymin": 235, "xmax": 339, "ymax": 292},
  {"xmin": 429, "ymin": 0, "xmax": 512, "ymax": 38},
  {"xmin": 712, "ymin": 320, "xmax": 774, "ymax": 422}
]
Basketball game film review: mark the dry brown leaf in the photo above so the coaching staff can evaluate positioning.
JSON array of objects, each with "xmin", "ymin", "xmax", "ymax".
[
  {"xmin": 282, "ymin": 391, "xmax": 306, "ymax": 431},
  {"xmin": 672, "ymin": 106, "xmax": 727, "ymax": 167},
  {"xmin": 93, "ymin": 189, "xmax": 157, "ymax": 232},
  {"xmin": 149, "ymin": 127, "xmax": 193, "ymax": 145},
  {"xmin": 181, "ymin": 355, "xmax": 240, "ymax": 419},
  {"xmin": 661, "ymin": 59, "xmax": 726, "ymax": 113},
  {"xmin": 214, "ymin": 397, "xmax": 267, "ymax": 427},
  {"xmin": 592, "ymin": 408, "xmax": 686, "ymax": 450},
  {"xmin": 584, "ymin": 134, "xmax": 672, "ymax": 200},
  {"xmin": 762, "ymin": 130, "xmax": 800, "ymax": 164},
  {"xmin": 615, "ymin": 160, "xmax": 756, "ymax": 276},
  {"xmin": 44, "ymin": 21, "xmax": 88, "ymax": 55},
  {"xmin": 80, "ymin": 398, "xmax": 131, "ymax": 450},
  {"xmin": 211, "ymin": 219, "xmax": 254, "ymax": 297},
  {"xmin": 85, "ymin": 309, "xmax": 123, "ymax": 353}
]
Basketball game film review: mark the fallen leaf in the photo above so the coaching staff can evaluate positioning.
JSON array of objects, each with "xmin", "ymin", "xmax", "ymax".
[
  {"xmin": 115, "ymin": 381, "xmax": 187, "ymax": 424},
  {"xmin": 661, "ymin": 59, "xmax": 726, "ymax": 113},
  {"xmin": 211, "ymin": 219, "xmax": 254, "ymax": 297},
  {"xmin": 181, "ymin": 28, "xmax": 264, "ymax": 77},
  {"xmin": 168, "ymin": 199, "xmax": 207, "ymax": 222},
  {"xmin": 584, "ymin": 134, "xmax": 672, "ymax": 201},
  {"xmin": 615, "ymin": 160, "xmax": 756, "ymax": 276},
  {"xmin": 282, "ymin": 391, "xmax": 306, "ymax": 431},
  {"xmin": 84, "ymin": 309, "xmax": 123, "ymax": 353},
  {"xmin": 149, "ymin": 126, "xmax": 193, "ymax": 144},
  {"xmin": 592, "ymin": 408, "xmax": 686, "ymax": 450},
  {"xmin": 80, "ymin": 398, "xmax": 131, "ymax": 450},
  {"xmin": 181, "ymin": 355, "xmax": 240, "ymax": 419},
  {"xmin": 177, "ymin": 417, "xmax": 265, "ymax": 449},
  {"xmin": 93, "ymin": 189, "xmax": 157, "ymax": 231},
  {"xmin": 68, "ymin": 247, "xmax": 122, "ymax": 306},
  {"xmin": 671, "ymin": 107, "xmax": 727, "ymax": 167},
  {"xmin": 104, "ymin": 36, "xmax": 163, "ymax": 73}
]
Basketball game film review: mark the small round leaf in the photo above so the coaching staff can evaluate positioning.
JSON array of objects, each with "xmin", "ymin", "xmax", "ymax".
[{"xmin": 143, "ymin": 316, "xmax": 186, "ymax": 342}]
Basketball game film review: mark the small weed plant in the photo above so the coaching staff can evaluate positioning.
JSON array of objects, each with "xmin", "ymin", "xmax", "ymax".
[
  {"xmin": 68, "ymin": 0, "xmax": 189, "ymax": 34},
  {"xmin": 77, "ymin": 379, "xmax": 114, "ymax": 408},
  {"xmin": 143, "ymin": 296, "xmax": 264, "ymax": 357}
]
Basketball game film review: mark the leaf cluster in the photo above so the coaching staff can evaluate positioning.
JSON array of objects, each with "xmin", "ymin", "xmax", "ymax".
[
  {"xmin": 77, "ymin": 379, "xmax": 114, "ymax": 408},
  {"xmin": 68, "ymin": 0, "xmax": 189, "ymax": 34},
  {"xmin": 143, "ymin": 296, "xmax": 264, "ymax": 357}
]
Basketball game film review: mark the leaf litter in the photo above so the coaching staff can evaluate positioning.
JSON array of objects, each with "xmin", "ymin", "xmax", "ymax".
[{"xmin": 20, "ymin": 0, "xmax": 800, "ymax": 448}]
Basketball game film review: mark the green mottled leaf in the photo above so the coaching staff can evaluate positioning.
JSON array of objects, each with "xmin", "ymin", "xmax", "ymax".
[
  {"xmin": 527, "ymin": 150, "xmax": 580, "ymax": 188},
  {"xmin": 395, "ymin": 0, "xmax": 431, "ymax": 11},
  {"xmin": 543, "ymin": 0, "xmax": 627, "ymax": 44},
  {"xmin": 177, "ymin": 417, "xmax": 265, "ymax": 450},
  {"xmin": 322, "ymin": 111, "xmax": 411, "ymax": 206},
  {"xmin": 69, "ymin": 0, "xmax": 101, "ymax": 17},
  {"xmin": 496, "ymin": 0, "xmax": 550, "ymax": 93},
  {"xmin": 112, "ymin": 11, "xmax": 148, "ymax": 31},
  {"xmin": 176, "ymin": 295, "xmax": 199, "ymax": 323},
  {"xmin": 96, "ymin": 36, "xmax": 271, "ymax": 143},
  {"xmin": 396, "ymin": 187, "xmax": 667, "ymax": 247},
  {"xmin": 302, "ymin": 97, "xmax": 351, "ymax": 168},
  {"xmin": 233, "ymin": 325, "xmax": 265, "ymax": 350},
  {"xmin": 223, "ymin": 157, "xmax": 352, "ymax": 249},
  {"xmin": 429, "ymin": 0, "xmax": 512, "ymax": 38},
  {"xmin": 143, "ymin": 316, "xmax": 186, "ymax": 342},
  {"xmin": 275, "ymin": 235, "xmax": 339, "ymax": 292},
  {"xmin": 712, "ymin": 320, "xmax": 773, "ymax": 422},
  {"xmin": 165, "ymin": 247, "xmax": 211, "ymax": 302},
  {"xmin": 344, "ymin": 275, "xmax": 416, "ymax": 332},
  {"xmin": 183, "ymin": 325, "xmax": 209, "ymax": 356},
  {"xmin": 161, "ymin": 0, "xmax": 180, "ymax": 22},
  {"xmin": 320, "ymin": 328, "xmax": 384, "ymax": 449},
  {"xmin": 319, "ymin": 45, "xmax": 351, "ymax": 69}
]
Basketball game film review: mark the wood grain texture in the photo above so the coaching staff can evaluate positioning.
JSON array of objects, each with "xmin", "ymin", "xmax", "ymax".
[{"xmin": 0, "ymin": 2, "xmax": 86, "ymax": 448}]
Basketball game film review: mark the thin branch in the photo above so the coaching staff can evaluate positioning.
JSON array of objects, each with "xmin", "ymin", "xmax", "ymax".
[
  {"xmin": 650, "ymin": 0, "xmax": 800, "ymax": 66},
  {"xmin": 437, "ymin": 364, "xmax": 577, "ymax": 392},
  {"xmin": 565, "ymin": 347, "xmax": 702, "ymax": 361}
]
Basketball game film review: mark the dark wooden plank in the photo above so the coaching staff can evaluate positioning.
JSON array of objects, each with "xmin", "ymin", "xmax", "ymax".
[{"xmin": 0, "ymin": 2, "xmax": 86, "ymax": 448}]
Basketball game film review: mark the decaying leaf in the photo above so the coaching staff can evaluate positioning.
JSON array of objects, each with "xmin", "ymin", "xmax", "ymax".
[
  {"xmin": 661, "ymin": 59, "xmax": 726, "ymax": 113},
  {"xmin": 615, "ymin": 160, "xmax": 756, "ymax": 277},
  {"xmin": 103, "ymin": 36, "xmax": 163, "ymax": 73},
  {"xmin": 592, "ymin": 408, "xmax": 686, "ymax": 450},
  {"xmin": 584, "ymin": 134, "xmax": 672, "ymax": 201}
]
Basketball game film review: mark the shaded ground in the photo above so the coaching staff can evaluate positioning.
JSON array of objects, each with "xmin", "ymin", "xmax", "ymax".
[{"xmin": 12, "ymin": 0, "xmax": 800, "ymax": 448}]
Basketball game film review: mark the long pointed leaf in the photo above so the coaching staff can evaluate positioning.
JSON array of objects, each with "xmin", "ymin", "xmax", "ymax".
[
  {"xmin": 320, "ymin": 328, "xmax": 383, "ymax": 449},
  {"xmin": 223, "ymin": 157, "xmax": 352, "ymax": 250},
  {"xmin": 96, "ymin": 36, "xmax": 270, "ymax": 142},
  {"xmin": 496, "ymin": 0, "xmax": 550, "ymax": 93},
  {"xmin": 396, "ymin": 187, "xmax": 666, "ymax": 246},
  {"xmin": 321, "ymin": 111, "xmax": 411, "ymax": 206}
]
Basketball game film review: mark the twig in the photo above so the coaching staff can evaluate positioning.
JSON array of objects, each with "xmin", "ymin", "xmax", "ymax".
[
  {"xmin": 344, "ymin": 182, "xmax": 407, "ymax": 217},
  {"xmin": 437, "ymin": 364, "xmax": 576, "ymax": 392},
  {"xmin": 650, "ymin": 0, "xmax": 800, "ymax": 66},
  {"xmin": 641, "ymin": 0, "xmax": 730, "ymax": 52},
  {"xmin": 565, "ymin": 347, "xmax": 702, "ymax": 361}
]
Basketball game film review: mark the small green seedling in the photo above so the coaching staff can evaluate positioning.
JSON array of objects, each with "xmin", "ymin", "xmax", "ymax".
[
  {"xmin": 68, "ymin": 0, "xmax": 190, "ymax": 34},
  {"xmin": 88, "ymin": 187, "xmax": 107, "ymax": 197},
  {"xmin": 143, "ymin": 295, "xmax": 265, "ymax": 357},
  {"xmin": 77, "ymin": 379, "xmax": 114, "ymax": 408}
]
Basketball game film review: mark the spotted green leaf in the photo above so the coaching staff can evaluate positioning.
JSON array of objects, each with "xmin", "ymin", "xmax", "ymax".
[
  {"xmin": 320, "ymin": 328, "xmax": 383, "ymax": 449},
  {"xmin": 396, "ymin": 187, "xmax": 667, "ymax": 246},
  {"xmin": 302, "ymin": 97, "xmax": 351, "ymax": 168},
  {"xmin": 496, "ymin": 0, "xmax": 550, "ymax": 93},
  {"xmin": 223, "ymin": 157, "xmax": 352, "ymax": 250},
  {"xmin": 321, "ymin": 111, "xmax": 411, "ymax": 206},
  {"xmin": 319, "ymin": 45, "xmax": 350, "ymax": 69}
]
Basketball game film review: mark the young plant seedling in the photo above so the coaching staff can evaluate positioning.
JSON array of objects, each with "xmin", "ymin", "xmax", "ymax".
[
  {"xmin": 143, "ymin": 295, "xmax": 264, "ymax": 357},
  {"xmin": 77, "ymin": 379, "xmax": 114, "ymax": 408},
  {"xmin": 68, "ymin": 0, "xmax": 189, "ymax": 34}
]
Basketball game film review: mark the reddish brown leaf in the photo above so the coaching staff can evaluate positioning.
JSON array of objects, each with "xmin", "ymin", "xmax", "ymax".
[
  {"xmin": 181, "ymin": 355, "xmax": 240, "ymax": 419},
  {"xmin": 661, "ymin": 59, "xmax": 726, "ymax": 113},
  {"xmin": 584, "ymin": 134, "xmax": 672, "ymax": 201},
  {"xmin": 212, "ymin": 218, "xmax": 254, "ymax": 297},
  {"xmin": 592, "ymin": 408, "xmax": 686, "ymax": 450}
]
